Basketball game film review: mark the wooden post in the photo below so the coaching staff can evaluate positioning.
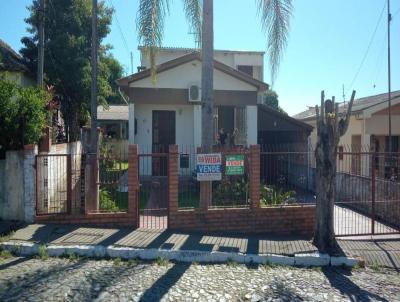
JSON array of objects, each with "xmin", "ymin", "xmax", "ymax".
[{"xmin": 66, "ymin": 154, "xmax": 72, "ymax": 214}]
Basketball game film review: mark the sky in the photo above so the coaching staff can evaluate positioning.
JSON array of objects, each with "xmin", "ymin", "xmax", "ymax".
[{"xmin": 1, "ymin": 0, "xmax": 400, "ymax": 116}]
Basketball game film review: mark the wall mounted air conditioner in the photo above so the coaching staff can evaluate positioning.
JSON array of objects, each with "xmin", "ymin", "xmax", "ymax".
[{"xmin": 188, "ymin": 84, "xmax": 201, "ymax": 102}]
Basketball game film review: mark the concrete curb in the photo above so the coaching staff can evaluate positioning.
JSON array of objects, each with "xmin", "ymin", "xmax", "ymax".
[{"xmin": 0, "ymin": 242, "xmax": 359, "ymax": 267}]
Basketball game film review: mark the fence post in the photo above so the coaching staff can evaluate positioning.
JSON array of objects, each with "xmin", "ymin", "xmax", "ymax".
[
  {"xmin": 371, "ymin": 151, "xmax": 376, "ymax": 235},
  {"xmin": 249, "ymin": 144, "xmax": 260, "ymax": 209},
  {"xmin": 67, "ymin": 154, "xmax": 72, "ymax": 214},
  {"xmin": 168, "ymin": 145, "xmax": 179, "ymax": 228},
  {"xmin": 198, "ymin": 147, "xmax": 211, "ymax": 211},
  {"xmin": 128, "ymin": 144, "xmax": 139, "ymax": 228}
]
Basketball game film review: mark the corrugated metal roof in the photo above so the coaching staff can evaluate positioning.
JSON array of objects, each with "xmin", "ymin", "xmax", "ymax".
[
  {"xmin": 293, "ymin": 90, "xmax": 400, "ymax": 120},
  {"xmin": 97, "ymin": 105, "xmax": 128, "ymax": 121}
]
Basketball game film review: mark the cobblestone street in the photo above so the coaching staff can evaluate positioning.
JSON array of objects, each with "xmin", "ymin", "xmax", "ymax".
[{"xmin": 0, "ymin": 256, "xmax": 399, "ymax": 302}]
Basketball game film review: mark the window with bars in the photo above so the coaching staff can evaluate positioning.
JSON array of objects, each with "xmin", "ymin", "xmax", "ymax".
[{"xmin": 214, "ymin": 106, "xmax": 247, "ymax": 146}]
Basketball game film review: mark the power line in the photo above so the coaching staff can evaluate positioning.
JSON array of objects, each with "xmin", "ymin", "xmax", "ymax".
[
  {"xmin": 346, "ymin": 2, "xmax": 386, "ymax": 95},
  {"xmin": 107, "ymin": 0, "xmax": 130, "ymax": 57},
  {"xmin": 371, "ymin": 29, "xmax": 387, "ymax": 88}
]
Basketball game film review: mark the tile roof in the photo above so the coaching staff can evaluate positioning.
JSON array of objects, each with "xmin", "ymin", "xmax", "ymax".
[
  {"xmin": 97, "ymin": 105, "xmax": 128, "ymax": 121},
  {"xmin": 293, "ymin": 90, "xmax": 400, "ymax": 120},
  {"xmin": 0, "ymin": 39, "xmax": 29, "ymax": 72}
]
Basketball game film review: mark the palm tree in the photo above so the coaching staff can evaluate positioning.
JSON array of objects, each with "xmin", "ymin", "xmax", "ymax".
[{"xmin": 137, "ymin": 0, "xmax": 293, "ymax": 150}]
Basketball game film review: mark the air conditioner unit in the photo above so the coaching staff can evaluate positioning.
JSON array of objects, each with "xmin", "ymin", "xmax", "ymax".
[{"xmin": 188, "ymin": 84, "xmax": 201, "ymax": 102}]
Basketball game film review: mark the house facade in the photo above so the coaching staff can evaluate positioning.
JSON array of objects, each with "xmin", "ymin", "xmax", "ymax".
[
  {"xmin": 118, "ymin": 47, "xmax": 269, "ymax": 154},
  {"xmin": 294, "ymin": 91, "xmax": 400, "ymax": 179},
  {"xmin": 0, "ymin": 39, "xmax": 35, "ymax": 87}
]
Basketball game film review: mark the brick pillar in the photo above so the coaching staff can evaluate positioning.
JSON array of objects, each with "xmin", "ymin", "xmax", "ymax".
[
  {"xmin": 23, "ymin": 144, "xmax": 38, "ymax": 223},
  {"xmin": 38, "ymin": 126, "xmax": 51, "ymax": 153},
  {"xmin": 168, "ymin": 145, "xmax": 179, "ymax": 227},
  {"xmin": 249, "ymin": 144, "xmax": 260, "ymax": 209},
  {"xmin": 128, "ymin": 144, "xmax": 139, "ymax": 227}
]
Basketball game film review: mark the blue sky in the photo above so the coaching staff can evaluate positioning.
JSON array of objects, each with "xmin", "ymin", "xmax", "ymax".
[{"xmin": 1, "ymin": 0, "xmax": 399, "ymax": 115}]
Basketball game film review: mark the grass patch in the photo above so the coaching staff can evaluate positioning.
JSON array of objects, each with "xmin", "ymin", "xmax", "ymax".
[
  {"xmin": 68, "ymin": 253, "xmax": 80, "ymax": 262},
  {"xmin": 37, "ymin": 244, "xmax": 48, "ymax": 260},
  {"xmin": 155, "ymin": 256, "xmax": 169, "ymax": 266},
  {"xmin": 0, "ymin": 231, "xmax": 15, "ymax": 243},
  {"xmin": 0, "ymin": 249, "xmax": 13, "ymax": 260},
  {"xmin": 113, "ymin": 257, "xmax": 122, "ymax": 266}
]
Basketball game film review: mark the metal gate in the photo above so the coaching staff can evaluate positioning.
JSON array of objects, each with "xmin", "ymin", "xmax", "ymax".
[
  {"xmin": 138, "ymin": 153, "xmax": 169, "ymax": 229},
  {"xmin": 335, "ymin": 151, "xmax": 400, "ymax": 236},
  {"xmin": 36, "ymin": 154, "xmax": 72, "ymax": 215}
]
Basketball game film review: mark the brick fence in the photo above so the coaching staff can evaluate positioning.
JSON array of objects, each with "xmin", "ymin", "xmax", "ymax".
[
  {"xmin": 35, "ymin": 143, "xmax": 315, "ymax": 235},
  {"xmin": 167, "ymin": 144, "xmax": 315, "ymax": 236}
]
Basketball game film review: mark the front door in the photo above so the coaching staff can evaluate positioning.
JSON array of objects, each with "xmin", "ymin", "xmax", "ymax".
[{"xmin": 152, "ymin": 110, "xmax": 176, "ymax": 176}]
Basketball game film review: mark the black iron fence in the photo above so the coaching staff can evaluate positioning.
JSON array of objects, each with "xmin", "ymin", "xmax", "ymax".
[{"xmin": 138, "ymin": 151, "xmax": 169, "ymax": 229}]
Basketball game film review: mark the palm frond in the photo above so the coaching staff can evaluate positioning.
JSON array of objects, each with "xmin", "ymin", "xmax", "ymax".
[
  {"xmin": 182, "ymin": 0, "xmax": 202, "ymax": 48},
  {"xmin": 136, "ymin": 0, "xmax": 170, "ymax": 82},
  {"xmin": 257, "ymin": 0, "xmax": 292, "ymax": 84}
]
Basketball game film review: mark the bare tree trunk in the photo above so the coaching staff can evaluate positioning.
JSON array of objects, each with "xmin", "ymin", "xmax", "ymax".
[
  {"xmin": 201, "ymin": 0, "xmax": 214, "ymax": 152},
  {"xmin": 313, "ymin": 91, "xmax": 356, "ymax": 253}
]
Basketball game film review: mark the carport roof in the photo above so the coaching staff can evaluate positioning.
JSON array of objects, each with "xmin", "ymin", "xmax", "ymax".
[{"xmin": 258, "ymin": 104, "xmax": 313, "ymax": 132}]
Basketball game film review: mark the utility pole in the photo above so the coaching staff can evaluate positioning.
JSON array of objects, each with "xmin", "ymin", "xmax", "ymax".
[
  {"xmin": 90, "ymin": 0, "xmax": 98, "ymax": 154},
  {"xmin": 130, "ymin": 51, "xmax": 133, "ymax": 74},
  {"xmin": 37, "ymin": 0, "xmax": 45, "ymax": 87},
  {"xmin": 87, "ymin": 0, "xmax": 99, "ymax": 212},
  {"xmin": 387, "ymin": 0, "xmax": 392, "ymax": 152}
]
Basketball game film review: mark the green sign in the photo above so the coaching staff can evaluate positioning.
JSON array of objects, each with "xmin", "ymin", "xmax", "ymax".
[{"xmin": 225, "ymin": 155, "xmax": 245, "ymax": 175}]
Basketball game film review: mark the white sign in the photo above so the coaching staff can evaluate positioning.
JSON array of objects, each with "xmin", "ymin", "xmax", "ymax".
[{"xmin": 196, "ymin": 153, "xmax": 222, "ymax": 181}]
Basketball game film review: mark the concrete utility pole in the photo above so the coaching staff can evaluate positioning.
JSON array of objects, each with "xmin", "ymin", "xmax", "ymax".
[
  {"xmin": 90, "ymin": 0, "xmax": 98, "ymax": 152},
  {"xmin": 87, "ymin": 0, "xmax": 99, "ymax": 212},
  {"xmin": 37, "ymin": 0, "xmax": 45, "ymax": 87},
  {"xmin": 387, "ymin": 0, "xmax": 392, "ymax": 152}
]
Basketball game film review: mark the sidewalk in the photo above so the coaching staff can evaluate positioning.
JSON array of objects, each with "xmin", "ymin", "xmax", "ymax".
[{"xmin": 2, "ymin": 223, "xmax": 400, "ymax": 269}]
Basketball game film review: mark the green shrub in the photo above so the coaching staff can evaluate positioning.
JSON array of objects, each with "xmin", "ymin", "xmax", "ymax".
[
  {"xmin": 99, "ymin": 188, "xmax": 119, "ymax": 212},
  {"xmin": 260, "ymin": 185, "xmax": 296, "ymax": 206},
  {"xmin": 0, "ymin": 75, "xmax": 49, "ymax": 154},
  {"xmin": 212, "ymin": 176, "xmax": 248, "ymax": 206},
  {"xmin": 37, "ymin": 245, "xmax": 49, "ymax": 260}
]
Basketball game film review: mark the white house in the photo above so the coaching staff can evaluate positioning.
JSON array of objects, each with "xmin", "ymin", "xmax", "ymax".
[{"xmin": 118, "ymin": 47, "xmax": 269, "ymax": 152}]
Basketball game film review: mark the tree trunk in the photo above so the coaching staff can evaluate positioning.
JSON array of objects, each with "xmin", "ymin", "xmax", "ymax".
[
  {"xmin": 201, "ymin": 0, "xmax": 214, "ymax": 152},
  {"xmin": 312, "ymin": 91, "xmax": 355, "ymax": 253},
  {"xmin": 313, "ymin": 137, "xmax": 338, "ymax": 253}
]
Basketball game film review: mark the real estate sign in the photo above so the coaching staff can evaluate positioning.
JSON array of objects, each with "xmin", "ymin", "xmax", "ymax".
[
  {"xmin": 225, "ymin": 155, "xmax": 245, "ymax": 175},
  {"xmin": 196, "ymin": 153, "xmax": 222, "ymax": 181}
]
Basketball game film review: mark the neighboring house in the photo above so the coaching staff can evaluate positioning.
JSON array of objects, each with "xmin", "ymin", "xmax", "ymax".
[
  {"xmin": 118, "ymin": 47, "xmax": 312, "ymax": 164},
  {"xmin": 0, "ymin": 39, "xmax": 35, "ymax": 86},
  {"xmin": 294, "ymin": 91, "xmax": 400, "ymax": 179},
  {"xmin": 97, "ymin": 105, "xmax": 129, "ymax": 160}
]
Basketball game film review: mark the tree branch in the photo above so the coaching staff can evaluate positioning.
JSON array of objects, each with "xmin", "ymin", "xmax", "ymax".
[{"xmin": 339, "ymin": 90, "xmax": 356, "ymax": 136}]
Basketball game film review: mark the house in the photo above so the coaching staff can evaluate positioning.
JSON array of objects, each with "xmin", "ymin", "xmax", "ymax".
[
  {"xmin": 0, "ymin": 39, "xmax": 35, "ymax": 86},
  {"xmin": 117, "ymin": 47, "xmax": 312, "ymax": 175},
  {"xmin": 97, "ymin": 105, "xmax": 129, "ymax": 160},
  {"xmin": 294, "ymin": 91, "xmax": 400, "ymax": 179}
]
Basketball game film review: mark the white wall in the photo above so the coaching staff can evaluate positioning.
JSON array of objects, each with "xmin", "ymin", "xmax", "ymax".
[
  {"xmin": 140, "ymin": 49, "xmax": 264, "ymax": 74},
  {"xmin": 131, "ymin": 60, "xmax": 257, "ymax": 92},
  {"xmin": 246, "ymin": 106, "xmax": 257, "ymax": 146}
]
